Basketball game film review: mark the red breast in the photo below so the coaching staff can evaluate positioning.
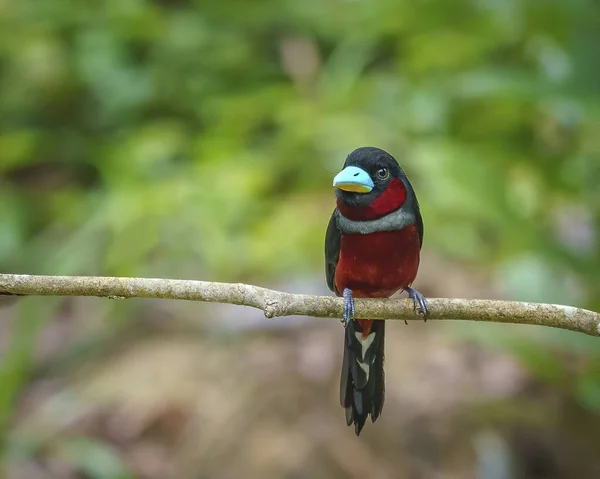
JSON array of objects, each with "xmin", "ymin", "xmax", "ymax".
[{"xmin": 334, "ymin": 224, "xmax": 421, "ymax": 298}]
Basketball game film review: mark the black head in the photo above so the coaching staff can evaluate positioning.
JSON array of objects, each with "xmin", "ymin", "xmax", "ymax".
[{"xmin": 333, "ymin": 147, "xmax": 409, "ymax": 209}]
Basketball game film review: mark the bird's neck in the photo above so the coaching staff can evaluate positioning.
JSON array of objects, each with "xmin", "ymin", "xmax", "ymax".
[{"xmin": 337, "ymin": 178, "xmax": 407, "ymax": 221}]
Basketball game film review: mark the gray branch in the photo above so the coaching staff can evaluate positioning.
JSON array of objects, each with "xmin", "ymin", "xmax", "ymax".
[{"xmin": 0, "ymin": 273, "xmax": 599, "ymax": 337}]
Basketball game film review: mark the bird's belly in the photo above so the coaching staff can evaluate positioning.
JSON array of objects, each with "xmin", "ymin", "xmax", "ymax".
[{"xmin": 334, "ymin": 226, "xmax": 421, "ymax": 298}]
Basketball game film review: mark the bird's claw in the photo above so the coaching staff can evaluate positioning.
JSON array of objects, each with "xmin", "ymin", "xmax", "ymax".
[
  {"xmin": 406, "ymin": 287, "xmax": 428, "ymax": 321},
  {"xmin": 342, "ymin": 288, "xmax": 355, "ymax": 327}
]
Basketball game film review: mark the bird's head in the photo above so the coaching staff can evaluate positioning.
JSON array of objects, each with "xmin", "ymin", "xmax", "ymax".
[{"xmin": 333, "ymin": 147, "xmax": 411, "ymax": 213}]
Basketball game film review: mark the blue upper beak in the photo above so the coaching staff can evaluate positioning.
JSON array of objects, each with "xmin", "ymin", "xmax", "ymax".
[{"xmin": 333, "ymin": 166, "xmax": 374, "ymax": 193}]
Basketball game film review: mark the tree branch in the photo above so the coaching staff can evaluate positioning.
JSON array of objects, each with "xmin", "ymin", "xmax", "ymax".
[{"xmin": 0, "ymin": 273, "xmax": 598, "ymax": 337}]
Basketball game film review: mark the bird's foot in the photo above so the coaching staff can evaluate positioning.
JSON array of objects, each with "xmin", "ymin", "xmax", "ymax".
[
  {"xmin": 342, "ymin": 288, "xmax": 355, "ymax": 327},
  {"xmin": 406, "ymin": 287, "xmax": 429, "ymax": 321}
]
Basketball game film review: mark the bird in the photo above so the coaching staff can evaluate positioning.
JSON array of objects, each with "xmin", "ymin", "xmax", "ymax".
[{"xmin": 324, "ymin": 146, "xmax": 428, "ymax": 435}]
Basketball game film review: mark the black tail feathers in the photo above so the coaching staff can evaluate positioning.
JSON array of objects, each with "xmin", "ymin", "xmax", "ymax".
[{"xmin": 340, "ymin": 319, "xmax": 385, "ymax": 435}]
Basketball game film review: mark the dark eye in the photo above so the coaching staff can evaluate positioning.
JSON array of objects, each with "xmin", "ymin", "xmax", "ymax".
[{"xmin": 376, "ymin": 168, "xmax": 389, "ymax": 180}]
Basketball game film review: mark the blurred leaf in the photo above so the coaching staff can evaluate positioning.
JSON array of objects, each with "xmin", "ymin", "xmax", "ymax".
[
  {"xmin": 0, "ymin": 299, "xmax": 59, "ymax": 432},
  {"xmin": 576, "ymin": 377, "xmax": 600, "ymax": 414},
  {"xmin": 55, "ymin": 437, "xmax": 136, "ymax": 479}
]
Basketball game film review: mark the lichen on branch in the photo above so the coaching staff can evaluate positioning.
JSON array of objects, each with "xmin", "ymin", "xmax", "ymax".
[{"xmin": 0, "ymin": 273, "xmax": 599, "ymax": 337}]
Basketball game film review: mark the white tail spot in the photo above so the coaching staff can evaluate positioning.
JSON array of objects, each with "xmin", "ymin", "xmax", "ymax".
[{"xmin": 354, "ymin": 331, "xmax": 376, "ymax": 361}]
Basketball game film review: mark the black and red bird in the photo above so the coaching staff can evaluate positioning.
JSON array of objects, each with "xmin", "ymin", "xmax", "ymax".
[{"xmin": 325, "ymin": 147, "xmax": 428, "ymax": 435}]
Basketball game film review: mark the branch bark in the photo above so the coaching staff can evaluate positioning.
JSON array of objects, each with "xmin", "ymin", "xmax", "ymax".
[{"xmin": 0, "ymin": 273, "xmax": 599, "ymax": 337}]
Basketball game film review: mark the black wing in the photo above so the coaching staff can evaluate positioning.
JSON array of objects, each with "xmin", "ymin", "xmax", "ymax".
[
  {"xmin": 404, "ymin": 175, "xmax": 424, "ymax": 248},
  {"xmin": 415, "ymin": 200, "xmax": 424, "ymax": 248},
  {"xmin": 325, "ymin": 209, "xmax": 341, "ymax": 295}
]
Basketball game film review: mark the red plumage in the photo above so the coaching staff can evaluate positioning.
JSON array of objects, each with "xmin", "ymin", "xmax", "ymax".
[
  {"xmin": 334, "ymin": 225, "xmax": 421, "ymax": 337},
  {"xmin": 336, "ymin": 178, "xmax": 407, "ymax": 221},
  {"xmin": 335, "ymin": 176, "xmax": 420, "ymax": 313},
  {"xmin": 334, "ymin": 225, "xmax": 420, "ymax": 298}
]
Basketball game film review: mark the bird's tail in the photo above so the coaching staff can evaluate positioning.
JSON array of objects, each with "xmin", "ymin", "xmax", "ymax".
[{"xmin": 340, "ymin": 319, "xmax": 385, "ymax": 435}]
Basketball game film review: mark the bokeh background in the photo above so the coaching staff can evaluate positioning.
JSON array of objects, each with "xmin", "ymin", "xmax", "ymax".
[{"xmin": 1, "ymin": 0, "xmax": 599, "ymax": 477}]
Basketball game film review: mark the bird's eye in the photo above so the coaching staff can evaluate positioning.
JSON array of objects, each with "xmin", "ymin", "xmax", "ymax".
[{"xmin": 376, "ymin": 168, "xmax": 389, "ymax": 180}]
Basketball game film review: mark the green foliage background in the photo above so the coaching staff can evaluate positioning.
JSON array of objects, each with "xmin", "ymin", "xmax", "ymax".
[{"xmin": 0, "ymin": 0, "xmax": 599, "ymax": 476}]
